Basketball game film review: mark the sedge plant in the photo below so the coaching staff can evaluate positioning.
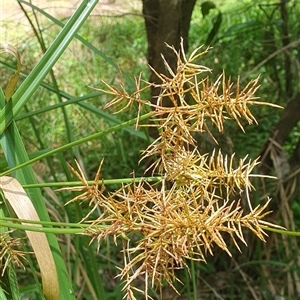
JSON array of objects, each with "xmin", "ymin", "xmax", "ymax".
[
  {"xmin": 0, "ymin": 2, "xmax": 294, "ymax": 298},
  {"xmin": 57, "ymin": 39, "xmax": 284, "ymax": 299}
]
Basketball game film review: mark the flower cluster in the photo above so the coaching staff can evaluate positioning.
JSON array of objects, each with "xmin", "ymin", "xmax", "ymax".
[
  {"xmin": 0, "ymin": 231, "xmax": 28, "ymax": 276},
  {"xmin": 62, "ymin": 40, "xmax": 281, "ymax": 299}
]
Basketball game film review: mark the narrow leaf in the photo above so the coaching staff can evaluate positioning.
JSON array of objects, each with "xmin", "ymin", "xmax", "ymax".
[{"xmin": 0, "ymin": 0, "xmax": 99, "ymax": 134}]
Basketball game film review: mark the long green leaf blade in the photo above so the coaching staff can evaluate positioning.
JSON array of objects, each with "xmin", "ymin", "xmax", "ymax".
[
  {"xmin": 0, "ymin": 0, "xmax": 99, "ymax": 134},
  {"xmin": 0, "ymin": 91, "xmax": 75, "ymax": 299},
  {"xmin": 0, "ymin": 1, "xmax": 99, "ymax": 298}
]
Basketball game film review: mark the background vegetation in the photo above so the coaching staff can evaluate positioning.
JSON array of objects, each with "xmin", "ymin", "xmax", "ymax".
[{"xmin": 0, "ymin": 0, "xmax": 299, "ymax": 299}]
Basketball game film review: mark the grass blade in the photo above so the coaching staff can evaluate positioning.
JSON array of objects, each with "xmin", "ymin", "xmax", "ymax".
[
  {"xmin": 0, "ymin": 88, "xmax": 75, "ymax": 298},
  {"xmin": 0, "ymin": 0, "xmax": 99, "ymax": 134},
  {"xmin": 0, "ymin": 1, "xmax": 99, "ymax": 298}
]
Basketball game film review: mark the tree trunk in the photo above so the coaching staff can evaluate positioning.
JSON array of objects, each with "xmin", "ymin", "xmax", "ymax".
[
  {"xmin": 142, "ymin": 0, "xmax": 197, "ymax": 105},
  {"xmin": 142, "ymin": 0, "xmax": 196, "ymax": 144}
]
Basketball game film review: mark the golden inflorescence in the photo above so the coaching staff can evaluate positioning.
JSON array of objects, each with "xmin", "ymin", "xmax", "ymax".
[
  {"xmin": 61, "ymin": 39, "xmax": 282, "ymax": 300},
  {"xmin": 0, "ymin": 231, "xmax": 28, "ymax": 276}
]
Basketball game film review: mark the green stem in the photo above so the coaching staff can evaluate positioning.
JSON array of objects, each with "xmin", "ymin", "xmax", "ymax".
[
  {"xmin": 22, "ymin": 176, "xmax": 162, "ymax": 188},
  {"xmin": 0, "ymin": 221, "xmax": 85, "ymax": 234},
  {"xmin": 261, "ymin": 225, "xmax": 300, "ymax": 236},
  {"xmin": 0, "ymin": 111, "xmax": 153, "ymax": 176},
  {"xmin": 0, "ymin": 218, "xmax": 110, "ymax": 235},
  {"xmin": 0, "ymin": 216, "xmax": 90, "ymax": 227}
]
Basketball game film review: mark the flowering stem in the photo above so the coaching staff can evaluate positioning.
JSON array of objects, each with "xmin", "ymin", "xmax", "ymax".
[
  {"xmin": 0, "ymin": 111, "xmax": 154, "ymax": 176},
  {"xmin": 261, "ymin": 226, "xmax": 300, "ymax": 236},
  {"xmin": 22, "ymin": 176, "xmax": 163, "ymax": 189},
  {"xmin": 0, "ymin": 217, "xmax": 108, "ymax": 234}
]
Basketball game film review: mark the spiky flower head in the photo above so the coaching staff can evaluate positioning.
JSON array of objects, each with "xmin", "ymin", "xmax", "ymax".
[
  {"xmin": 63, "ymin": 39, "xmax": 283, "ymax": 299},
  {"xmin": 0, "ymin": 231, "xmax": 28, "ymax": 276}
]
